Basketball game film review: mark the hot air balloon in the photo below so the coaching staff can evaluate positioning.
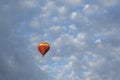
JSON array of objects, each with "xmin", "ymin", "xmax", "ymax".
[{"xmin": 37, "ymin": 42, "xmax": 50, "ymax": 56}]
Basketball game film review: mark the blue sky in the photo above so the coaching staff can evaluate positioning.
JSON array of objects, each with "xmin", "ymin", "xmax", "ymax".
[{"xmin": 0, "ymin": 0, "xmax": 120, "ymax": 80}]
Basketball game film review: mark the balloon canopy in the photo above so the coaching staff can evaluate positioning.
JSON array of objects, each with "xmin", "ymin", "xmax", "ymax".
[{"xmin": 37, "ymin": 42, "xmax": 50, "ymax": 56}]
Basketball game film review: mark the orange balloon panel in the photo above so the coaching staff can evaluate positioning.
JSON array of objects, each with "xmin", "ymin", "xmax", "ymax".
[{"xmin": 37, "ymin": 42, "xmax": 50, "ymax": 56}]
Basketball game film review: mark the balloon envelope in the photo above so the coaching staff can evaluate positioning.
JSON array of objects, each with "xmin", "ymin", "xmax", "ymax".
[{"xmin": 37, "ymin": 42, "xmax": 50, "ymax": 56}]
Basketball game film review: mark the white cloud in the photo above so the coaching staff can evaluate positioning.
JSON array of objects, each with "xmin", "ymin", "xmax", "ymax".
[
  {"xmin": 58, "ymin": 6, "xmax": 67, "ymax": 15},
  {"xmin": 83, "ymin": 4, "xmax": 99, "ymax": 15},
  {"xmin": 69, "ymin": 24, "xmax": 77, "ymax": 31},
  {"xmin": 50, "ymin": 26, "xmax": 65, "ymax": 32},
  {"xmin": 71, "ymin": 12, "xmax": 78, "ymax": 20},
  {"xmin": 98, "ymin": 0, "xmax": 120, "ymax": 7},
  {"xmin": 64, "ymin": 0, "xmax": 83, "ymax": 6},
  {"xmin": 95, "ymin": 39, "xmax": 103, "ymax": 47},
  {"xmin": 83, "ymin": 71, "xmax": 101, "ymax": 80},
  {"xmin": 42, "ymin": 1, "xmax": 57, "ymax": 16},
  {"xmin": 71, "ymin": 11, "xmax": 89, "ymax": 24},
  {"xmin": 30, "ymin": 19, "xmax": 40, "ymax": 28},
  {"xmin": 29, "ymin": 33, "xmax": 42, "ymax": 46},
  {"xmin": 52, "ymin": 56, "xmax": 61, "ymax": 61},
  {"xmin": 88, "ymin": 55, "xmax": 105, "ymax": 68},
  {"xmin": 19, "ymin": 0, "xmax": 39, "ymax": 8},
  {"xmin": 53, "ymin": 32, "xmax": 86, "ymax": 58},
  {"xmin": 75, "ymin": 33, "xmax": 86, "ymax": 41}
]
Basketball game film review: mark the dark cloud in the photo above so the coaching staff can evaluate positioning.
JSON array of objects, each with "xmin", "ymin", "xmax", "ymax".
[{"xmin": 0, "ymin": 0, "xmax": 53, "ymax": 80}]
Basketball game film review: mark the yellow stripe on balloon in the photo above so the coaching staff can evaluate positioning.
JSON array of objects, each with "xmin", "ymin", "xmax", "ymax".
[{"xmin": 38, "ymin": 43, "xmax": 49, "ymax": 46}]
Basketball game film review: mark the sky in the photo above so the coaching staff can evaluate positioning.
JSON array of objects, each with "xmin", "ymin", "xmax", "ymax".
[{"xmin": 0, "ymin": 0, "xmax": 120, "ymax": 80}]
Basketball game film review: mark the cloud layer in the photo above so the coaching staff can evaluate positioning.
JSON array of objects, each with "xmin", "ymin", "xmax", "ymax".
[{"xmin": 0, "ymin": 0, "xmax": 120, "ymax": 80}]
